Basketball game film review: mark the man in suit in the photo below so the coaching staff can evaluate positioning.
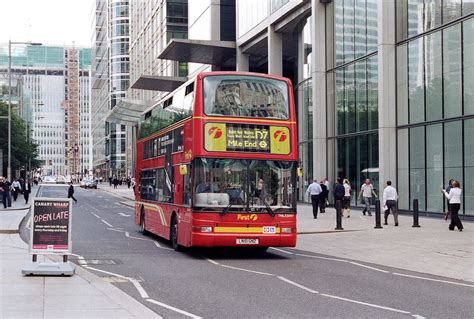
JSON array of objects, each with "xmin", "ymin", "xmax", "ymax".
[
  {"xmin": 22, "ymin": 178, "xmax": 32, "ymax": 204},
  {"xmin": 68, "ymin": 182, "xmax": 77, "ymax": 203}
]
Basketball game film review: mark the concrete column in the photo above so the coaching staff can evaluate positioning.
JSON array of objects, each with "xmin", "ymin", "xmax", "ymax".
[
  {"xmin": 267, "ymin": 25, "xmax": 282, "ymax": 76},
  {"xmin": 378, "ymin": 0, "xmax": 397, "ymax": 186},
  {"xmin": 236, "ymin": 47, "xmax": 249, "ymax": 71},
  {"xmin": 311, "ymin": 0, "xmax": 328, "ymax": 181}
]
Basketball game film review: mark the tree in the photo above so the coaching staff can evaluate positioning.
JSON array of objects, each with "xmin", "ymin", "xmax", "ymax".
[{"xmin": 0, "ymin": 101, "xmax": 40, "ymax": 177}]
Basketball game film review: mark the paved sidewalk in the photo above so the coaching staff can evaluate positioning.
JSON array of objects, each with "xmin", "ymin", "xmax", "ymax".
[
  {"xmin": 0, "ymin": 185, "xmax": 160, "ymax": 319},
  {"xmin": 99, "ymin": 185, "xmax": 474, "ymax": 282},
  {"xmin": 296, "ymin": 203, "xmax": 474, "ymax": 282}
]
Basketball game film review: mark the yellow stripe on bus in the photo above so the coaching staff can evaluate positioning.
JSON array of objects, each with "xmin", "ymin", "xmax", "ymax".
[
  {"xmin": 214, "ymin": 227, "xmax": 281, "ymax": 234},
  {"xmin": 139, "ymin": 202, "xmax": 168, "ymax": 227}
]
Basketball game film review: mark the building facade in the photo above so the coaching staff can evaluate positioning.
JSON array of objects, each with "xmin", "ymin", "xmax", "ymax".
[
  {"xmin": 91, "ymin": 0, "xmax": 130, "ymax": 179},
  {"xmin": 235, "ymin": 0, "xmax": 473, "ymax": 216},
  {"xmin": 0, "ymin": 44, "xmax": 91, "ymax": 177}
]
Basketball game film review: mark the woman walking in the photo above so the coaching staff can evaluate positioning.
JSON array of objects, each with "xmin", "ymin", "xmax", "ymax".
[
  {"xmin": 442, "ymin": 180, "xmax": 463, "ymax": 231},
  {"xmin": 342, "ymin": 179, "xmax": 351, "ymax": 218}
]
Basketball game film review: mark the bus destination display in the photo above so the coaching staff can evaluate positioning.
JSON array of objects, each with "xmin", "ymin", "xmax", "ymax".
[{"xmin": 205, "ymin": 123, "xmax": 290, "ymax": 154}]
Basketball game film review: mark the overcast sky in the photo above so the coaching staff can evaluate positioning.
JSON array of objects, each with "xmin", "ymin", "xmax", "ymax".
[{"xmin": 1, "ymin": 0, "xmax": 94, "ymax": 47}]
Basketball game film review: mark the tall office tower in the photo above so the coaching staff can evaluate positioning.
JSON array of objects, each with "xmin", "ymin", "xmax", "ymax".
[
  {"xmin": 91, "ymin": 0, "xmax": 130, "ymax": 179},
  {"xmin": 0, "ymin": 44, "xmax": 91, "ymax": 177}
]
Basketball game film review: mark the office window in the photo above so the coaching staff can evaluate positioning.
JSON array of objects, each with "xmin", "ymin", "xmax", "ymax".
[
  {"xmin": 410, "ymin": 126, "xmax": 425, "ymax": 211},
  {"xmin": 443, "ymin": 24, "xmax": 462, "ymax": 118}
]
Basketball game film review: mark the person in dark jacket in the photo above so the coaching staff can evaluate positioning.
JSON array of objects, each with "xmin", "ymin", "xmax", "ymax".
[
  {"xmin": 333, "ymin": 178, "xmax": 345, "ymax": 216},
  {"xmin": 68, "ymin": 182, "xmax": 77, "ymax": 203},
  {"xmin": 318, "ymin": 180, "xmax": 328, "ymax": 214},
  {"xmin": 22, "ymin": 179, "xmax": 32, "ymax": 204},
  {"xmin": 0, "ymin": 177, "xmax": 7, "ymax": 208}
]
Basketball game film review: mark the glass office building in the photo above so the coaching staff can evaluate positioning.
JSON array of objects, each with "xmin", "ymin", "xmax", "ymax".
[{"xmin": 235, "ymin": 0, "xmax": 473, "ymax": 216}]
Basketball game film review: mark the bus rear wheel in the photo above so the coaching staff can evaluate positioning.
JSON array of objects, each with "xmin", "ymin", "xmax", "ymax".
[
  {"xmin": 140, "ymin": 208, "xmax": 149, "ymax": 235},
  {"xmin": 170, "ymin": 217, "xmax": 183, "ymax": 251}
]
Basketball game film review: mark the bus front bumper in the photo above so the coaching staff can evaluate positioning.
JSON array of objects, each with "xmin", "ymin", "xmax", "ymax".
[{"xmin": 191, "ymin": 232, "xmax": 296, "ymax": 247}]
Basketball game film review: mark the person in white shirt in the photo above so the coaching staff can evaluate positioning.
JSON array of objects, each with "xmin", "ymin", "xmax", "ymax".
[
  {"xmin": 306, "ymin": 179, "xmax": 322, "ymax": 219},
  {"xmin": 442, "ymin": 180, "xmax": 463, "ymax": 231},
  {"xmin": 382, "ymin": 181, "xmax": 399, "ymax": 226},
  {"xmin": 11, "ymin": 179, "xmax": 22, "ymax": 202},
  {"xmin": 358, "ymin": 179, "xmax": 377, "ymax": 216},
  {"xmin": 342, "ymin": 179, "xmax": 352, "ymax": 218}
]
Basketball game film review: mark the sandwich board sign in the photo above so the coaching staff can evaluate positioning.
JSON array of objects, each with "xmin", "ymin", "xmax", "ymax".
[{"xmin": 22, "ymin": 198, "xmax": 75, "ymax": 276}]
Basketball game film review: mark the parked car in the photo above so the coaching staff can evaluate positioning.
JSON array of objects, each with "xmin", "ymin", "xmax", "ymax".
[
  {"xmin": 83, "ymin": 178, "xmax": 98, "ymax": 189},
  {"xmin": 56, "ymin": 176, "xmax": 66, "ymax": 184},
  {"xmin": 42, "ymin": 176, "xmax": 56, "ymax": 184}
]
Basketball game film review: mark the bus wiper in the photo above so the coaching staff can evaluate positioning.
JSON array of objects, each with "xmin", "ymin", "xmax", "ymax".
[
  {"xmin": 259, "ymin": 197, "xmax": 275, "ymax": 217},
  {"xmin": 221, "ymin": 198, "xmax": 236, "ymax": 216}
]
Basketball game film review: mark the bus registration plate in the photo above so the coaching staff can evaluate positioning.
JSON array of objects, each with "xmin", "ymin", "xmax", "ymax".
[{"xmin": 236, "ymin": 239, "xmax": 259, "ymax": 245}]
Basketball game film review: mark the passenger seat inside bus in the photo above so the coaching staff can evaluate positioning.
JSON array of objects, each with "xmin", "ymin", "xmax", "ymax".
[{"xmin": 194, "ymin": 193, "xmax": 230, "ymax": 206}]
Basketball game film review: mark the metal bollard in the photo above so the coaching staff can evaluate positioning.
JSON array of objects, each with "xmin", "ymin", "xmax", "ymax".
[
  {"xmin": 335, "ymin": 200, "xmax": 343, "ymax": 230},
  {"xmin": 374, "ymin": 199, "xmax": 383, "ymax": 229},
  {"xmin": 412, "ymin": 198, "xmax": 421, "ymax": 228}
]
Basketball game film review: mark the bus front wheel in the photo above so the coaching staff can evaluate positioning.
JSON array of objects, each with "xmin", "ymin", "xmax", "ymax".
[{"xmin": 170, "ymin": 217, "xmax": 183, "ymax": 252}]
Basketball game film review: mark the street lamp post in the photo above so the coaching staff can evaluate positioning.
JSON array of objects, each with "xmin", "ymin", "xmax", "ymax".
[{"xmin": 7, "ymin": 40, "xmax": 42, "ymax": 181}]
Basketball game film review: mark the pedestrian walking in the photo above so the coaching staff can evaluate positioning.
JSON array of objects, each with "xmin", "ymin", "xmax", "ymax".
[
  {"xmin": 442, "ymin": 180, "xmax": 463, "ymax": 231},
  {"xmin": 306, "ymin": 179, "xmax": 322, "ymax": 219},
  {"xmin": 358, "ymin": 179, "xmax": 377, "ymax": 216},
  {"xmin": 318, "ymin": 180, "xmax": 328, "ymax": 214},
  {"xmin": 11, "ymin": 179, "xmax": 22, "ymax": 201},
  {"xmin": 113, "ymin": 177, "xmax": 119, "ymax": 189},
  {"xmin": 68, "ymin": 182, "xmax": 78, "ymax": 203},
  {"xmin": 109, "ymin": 176, "xmax": 112, "ymax": 186},
  {"xmin": 443, "ymin": 179, "xmax": 454, "ymax": 221},
  {"xmin": 4, "ymin": 179, "xmax": 12, "ymax": 207},
  {"xmin": 22, "ymin": 179, "xmax": 32, "ymax": 204},
  {"xmin": 342, "ymin": 179, "xmax": 352, "ymax": 218},
  {"xmin": 333, "ymin": 178, "xmax": 345, "ymax": 216},
  {"xmin": 0, "ymin": 177, "xmax": 7, "ymax": 209},
  {"xmin": 127, "ymin": 177, "xmax": 131, "ymax": 189},
  {"xmin": 382, "ymin": 181, "xmax": 399, "ymax": 226}
]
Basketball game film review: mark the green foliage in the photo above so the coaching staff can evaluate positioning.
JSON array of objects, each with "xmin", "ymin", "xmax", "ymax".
[{"xmin": 0, "ymin": 101, "xmax": 40, "ymax": 176}]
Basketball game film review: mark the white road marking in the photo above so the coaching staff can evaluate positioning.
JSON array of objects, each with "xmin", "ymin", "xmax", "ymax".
[
  {"xmin": 129, "ymin": 278, "xmax": 150, "ymax": 299},
  {"xmin": 85, "ymin": 265, "xmax": 149, "ymax": 298},
  {"xmin": 319, "ymin": 293, "xmax": 412, "ymax": 315},
  {"xmin": 296, "ymin": 253, "xmax": 349, "ymax": 263},
  {"xmin": 270, "ymin": 247, "xmax": 294, "ymax": 255},
  {"xmin": 91, "ymin": 212, "xmax": 101, "ymax": 219},
  {"xmin": 392, "ymin": 272, "xmax": 474, "ymax": 288},
  {"xmin": 412, "ymin": 315, "xmax": 427, "ymax": 319},
  {"xmin": 107, "ymin": 228, "xmax": 126, "ymax": 233},
  {"xmin": 146, "ymin": 298, "xmax": 202, "ymax": 319},
  {"xmin": 219, "ymin": 264, "xmax": 275, "ymax": 276},
  {"xmin": 118, "ymin": 213, "xmax": 131, "ymax": 217},
  {"xmin": 348, "ymin": 262, "xmax": 390, "ymax": 273},
  {"xmin": 125, "ymin": 231, "xmax": 151, "ymax": 241},
  {"xmin": 153, "ymin": 241, "xmax": 173, "ymax": 250},
  {"xmin": 205, "ymin": 258, "xmax": 220, "ymax": 265},
  {"xmin": 101, "ymin": 219, "xmax": 113, "ymax": 227},
  {"xmin": 277, "ymin": 276, "xmax": 318, "ymax": 293}
]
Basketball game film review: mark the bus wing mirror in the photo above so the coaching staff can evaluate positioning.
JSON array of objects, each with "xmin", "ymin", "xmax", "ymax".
[
  {"xmin": 179, "ymin": 164, "xmax": 188, "ymax": 175},
  {"xmin": 297, "ymin": 167, "xmax": 303, "ymax": 177}
]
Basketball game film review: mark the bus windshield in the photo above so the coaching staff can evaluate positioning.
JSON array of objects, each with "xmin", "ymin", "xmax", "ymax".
[
  {"xmin": 193, "ymin": 158, "xmax": 296, "ymax": 212},
  {"xmin": 203, "ymin": 75, "xmax": 289, "ymax": 119}
]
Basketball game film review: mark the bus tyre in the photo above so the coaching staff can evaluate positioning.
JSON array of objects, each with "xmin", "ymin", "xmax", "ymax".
[
  {"xmin": 140, "ymin": 208, "xmax": 149, "ymax": 236},
  {"xmin": 170, "ymin": 217, "xmax": 183, "ymax": 252}
]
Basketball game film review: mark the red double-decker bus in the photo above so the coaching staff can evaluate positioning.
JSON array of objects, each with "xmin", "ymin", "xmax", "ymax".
[{"xmin": 134, "ymin": 71, "xmax": 298, "ymax": 251}]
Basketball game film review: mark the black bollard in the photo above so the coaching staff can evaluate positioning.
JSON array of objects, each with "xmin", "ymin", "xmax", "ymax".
[
  {"xmin": 374, "ymin": 199, "xmax": 383, "ymax": 229},
  {"xmin": 335, "ymin": 200, "xmax": 343, "ymax": 230},
  {"xmin": 63, "ymin": 255, "xmax": 68, "ymax": 263},
  {"xmin": 412, "ymin": 198, "xmax": 420, "ymax": 228}
]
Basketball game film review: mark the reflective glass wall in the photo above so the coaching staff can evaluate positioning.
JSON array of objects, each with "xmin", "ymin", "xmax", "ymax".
[
  {"xmin": 327, "ymin": 0, "xmax": 379, "ymax": 204},
  {"xmin": 396, "ymin": 1, "xmax": 474, "ymax": 215}
]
